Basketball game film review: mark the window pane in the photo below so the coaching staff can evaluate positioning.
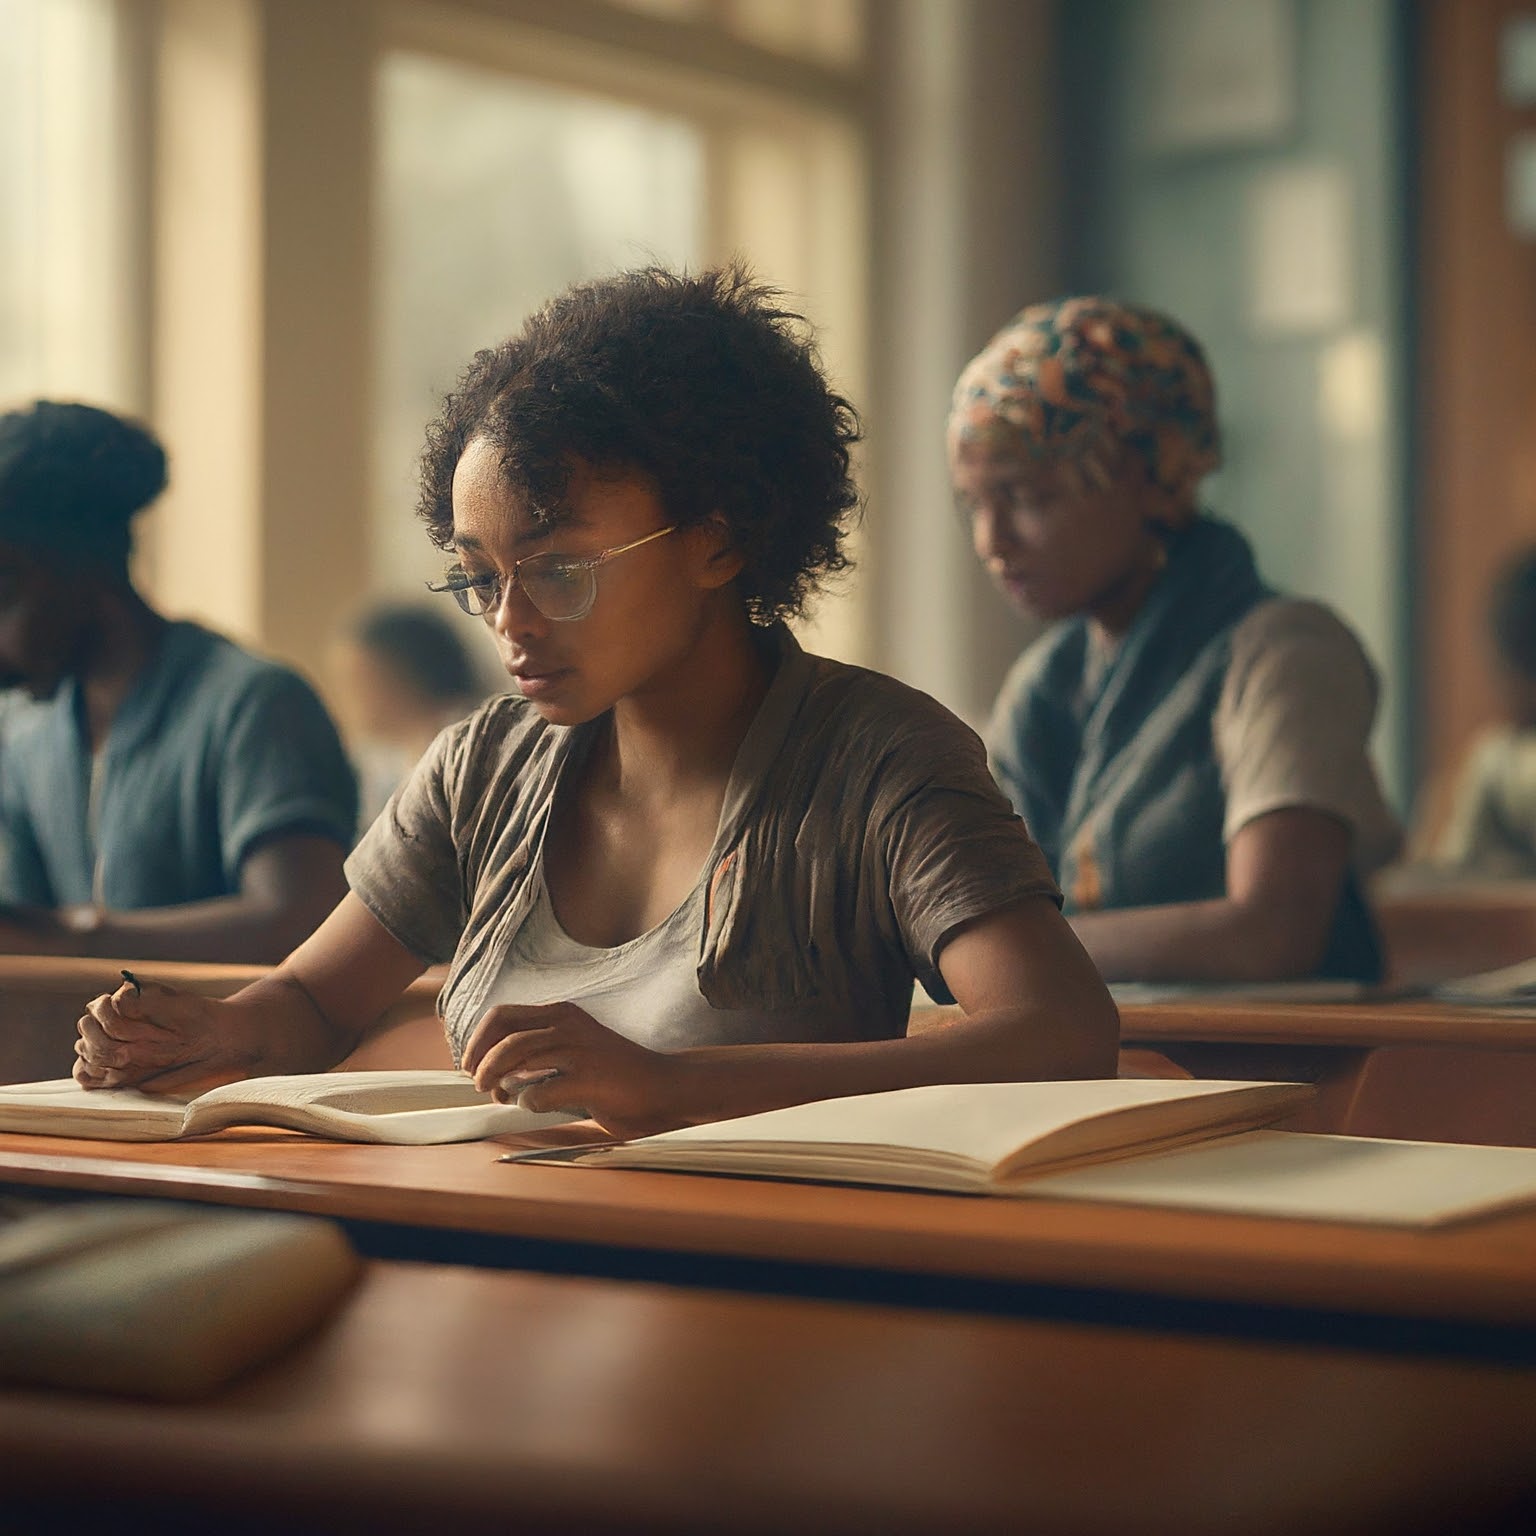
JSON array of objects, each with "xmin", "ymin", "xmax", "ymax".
[
  {"xmin": 373, "ymin": 51, "xmax": 704, "ymax": 594},
  {"xmin": 0, "ymin": 0, "xmax": 136, "ymax": 408}
]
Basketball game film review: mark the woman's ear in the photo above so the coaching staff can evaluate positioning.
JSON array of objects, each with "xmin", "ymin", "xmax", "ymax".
[{"xmin": 693, "ymin": 513, "xmax": 745, "ymax": 591}]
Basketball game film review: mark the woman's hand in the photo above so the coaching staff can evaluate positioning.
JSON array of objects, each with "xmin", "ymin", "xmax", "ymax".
[
  {"xmin": 461, "ymin": 1002, "xmax": 682, "ymax": 1140},
  {"xmin": 74, "ymin": 978, "xmax": 256, "ymax": 1094}
]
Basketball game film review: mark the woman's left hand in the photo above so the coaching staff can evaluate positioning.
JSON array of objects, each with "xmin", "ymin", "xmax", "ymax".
[{"xmin": 461, "ymin": 1002, "xmax": 684, "ymax": 1140}]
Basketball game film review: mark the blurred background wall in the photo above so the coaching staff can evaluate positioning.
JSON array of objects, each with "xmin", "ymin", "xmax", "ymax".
[{"xmin": 4, "ymin": 0, "xmax": 1535, "ymax": 827}]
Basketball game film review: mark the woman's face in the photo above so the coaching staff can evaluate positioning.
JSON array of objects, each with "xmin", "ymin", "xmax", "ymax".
[
  {"xmin": 951, "ymin": 441, "xmax": 1163, "ymax": 627},
  {"xmin": 0, "ymin": 543, "xmax": 88, "ymax": 700},
  {"xmin": 447, "ymin": 438, "xmax": 733, "ymax": 726}
]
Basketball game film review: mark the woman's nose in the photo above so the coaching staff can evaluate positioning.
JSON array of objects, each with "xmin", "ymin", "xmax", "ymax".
[
  {"xmin": 490, "ymin": 576, "xmax": 549, "ymax": 642},
  {"xmin": 971, "ymin": 504, "xmax": 1017, "ymax": 565}
]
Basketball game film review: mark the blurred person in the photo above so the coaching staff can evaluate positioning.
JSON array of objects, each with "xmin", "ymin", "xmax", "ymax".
[
  {"xmin": 329, "ymin": 602, "xmax": 489, "ymax": 828},
  {"xmin": 1430, "ymin": 548, "xmax": 1536, "ymax": 877},
  {"xmin": 949, "ymin": 297, "xmax": 1401, "ymax": 984},
  {"xmin": 74, "ymin": 265, "xmax": 1116, "ymax": 1135},
  {"xmin": 0, "ymin": 401, "xmax": 357, "ymax": 962}
]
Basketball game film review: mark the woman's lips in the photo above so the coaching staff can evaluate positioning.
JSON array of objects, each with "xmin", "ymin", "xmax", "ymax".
[{"xmin": 511, "ymin": 668, "xmax": 571, "ymax": 699}]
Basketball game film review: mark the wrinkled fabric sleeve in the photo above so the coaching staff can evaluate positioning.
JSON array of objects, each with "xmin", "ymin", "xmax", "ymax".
[
  {"xmin": 877, "ymin": 723, "xmax": 1061, "ymax": 1004},
  {"xmin": 344, "ymin": 724, "xmax": 467, "ymax": 965},
  {"xmin": 1214, "ymin": 601, "xmax": 1402, "ymax": 873},
  {"xmin": 217, "ymin": 669, "xmax": 359, "ymax": 877}
]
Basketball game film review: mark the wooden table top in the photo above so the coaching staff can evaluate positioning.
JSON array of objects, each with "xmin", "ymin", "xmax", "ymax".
[
  {"xmin": 3, "ymin": 1130, "xmax": 1535, "ymax": 1335},
  {"xmin": 1120, "ymin": 997, "xmax": 1536, "ymax": 1049},
  {"xmin": 3, "ymin": 1258, "xmax": 1533, "ymax": 1536}
]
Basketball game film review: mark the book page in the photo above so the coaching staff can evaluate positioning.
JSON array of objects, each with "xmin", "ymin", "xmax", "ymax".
[
  {"xmin": 1431, "ymin": 955, "xmax": 1536, "ymax": 1007},
  {"xmin": 583, "ymin": 1079, "xmax": 1310, "ymax": 1180},
  {"xmin": 1019, "ymin": 1130, "xmax": 1536, "ymax": 1226},
  {"xmin": 182, "ymin": 1069, "xmax": 582, "ymax": 1144},
  {"xmin": 0, "ymin": 1079, "xmax": 194, "ymax": 1141}
]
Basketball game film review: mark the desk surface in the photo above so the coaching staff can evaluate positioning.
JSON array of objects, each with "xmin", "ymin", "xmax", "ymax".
[
  {"xmin": 1120, "ymin": 997, "xmax": 1536, "ymax": 1049},
  {"xmin": 4, "ymin": 1258, "xmax": 1534, "ymax": 1536},
  {"xmin": 2, "ymin": 1130, "xmax": 1535, "ymax": 1336}
]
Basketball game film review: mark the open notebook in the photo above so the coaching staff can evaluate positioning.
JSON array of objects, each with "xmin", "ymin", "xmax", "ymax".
[
  {"xmin": 0, "ymin": 1070, "xmax": 581, "ymax": 1145},
  {"xmin": 1430, "ymin": 955, "xmax": 1536, "ymax": 1008},
  {"xmin": 512, "ymin": 1078, "xmax": 1313, "ymax": 1187},
  {"xmin": 515, "ymin": 1078, "xmax": 1536, "ymax": 1227}
]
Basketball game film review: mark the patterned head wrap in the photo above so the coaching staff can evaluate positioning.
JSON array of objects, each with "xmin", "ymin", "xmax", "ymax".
[{"xmin": 947, "ymin": 297, "xmax": 1220, "ymax": 510}]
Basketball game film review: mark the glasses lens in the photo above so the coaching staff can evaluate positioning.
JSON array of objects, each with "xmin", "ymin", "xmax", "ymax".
[{"xmin": 520, "ymin": 556, "xmax": 595, "ymax": 621}]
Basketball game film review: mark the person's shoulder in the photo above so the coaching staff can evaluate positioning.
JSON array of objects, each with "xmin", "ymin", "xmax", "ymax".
[
  {"xmin": 800, "ymin": 651, "xmax": 976, "ymax": 749},
  {"xmin": 168, "ymin": 622, "xmax": 323, "ymax": 704},
  {"xmin": 421, "ymin": 688, "xmax": 555, "ymax": 781},
  {"xmin": 1228, "ymin": 596, "xmax": 1372, "ymax": 668}
]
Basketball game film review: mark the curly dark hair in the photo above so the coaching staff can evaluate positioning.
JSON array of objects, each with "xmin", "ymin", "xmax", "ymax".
[{"xmin": 417, "ymin": 263, "xmax": 862, "ymax": 625}]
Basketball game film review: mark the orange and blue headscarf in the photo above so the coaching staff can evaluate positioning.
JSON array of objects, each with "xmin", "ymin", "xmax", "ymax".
[{"xmin": 947, "ymin": 297, "xmax": 1221, "ymax": 511}]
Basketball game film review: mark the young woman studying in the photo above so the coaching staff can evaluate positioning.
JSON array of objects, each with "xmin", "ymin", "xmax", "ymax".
[
  {"xmin": 949, "ymin": 298, "xmax": 1400, "ymax": 984},
  {"xmin": 74, "ymin": 266, "xmax": 1116, "ymax": 1138}
]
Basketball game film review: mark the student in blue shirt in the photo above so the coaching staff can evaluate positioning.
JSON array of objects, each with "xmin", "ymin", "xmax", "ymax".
[{"xmin": 0, "ymin": 401, "xmax": 357, "ymax": 962}]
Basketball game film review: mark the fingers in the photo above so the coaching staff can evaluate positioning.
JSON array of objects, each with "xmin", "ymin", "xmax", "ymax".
[
  {"xmin": 504, "ymin": 1071, "xmax": 585, "ymax": 1116},
  {"xmin": 462, "ymin": 1002, "xmax": 576, "ymax": 1076},
  {"xmin": 469, "ymin": 1030, "xmax": 562, "ymax": 1095},
  {"xmin": 83, "ymin": 993, "xmax": 160, "ymax": 1044}
]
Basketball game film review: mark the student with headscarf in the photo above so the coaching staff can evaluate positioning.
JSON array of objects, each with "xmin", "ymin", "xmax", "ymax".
[
  {"xmin": 0, "ymin": 400, "xmax": 358, "ymax": 961},
  {"xmin": 949, "ymin": 298, "xmax": 1400, "ymax": 983}
]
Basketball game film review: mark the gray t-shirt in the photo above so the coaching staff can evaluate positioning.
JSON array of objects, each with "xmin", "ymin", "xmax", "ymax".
[
  {"xmin": 0, "ymin": 621, "xmax": 357, "ymax": 908},
  {"xmin": 346, "ymin": 628, "xmax": 1060, "ymax": 1059}
]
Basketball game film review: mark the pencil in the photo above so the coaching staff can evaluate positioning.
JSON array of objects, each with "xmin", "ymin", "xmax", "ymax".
[{"xmin": 119, "ymin": 969, "xmax": 142, "ymax": 996}]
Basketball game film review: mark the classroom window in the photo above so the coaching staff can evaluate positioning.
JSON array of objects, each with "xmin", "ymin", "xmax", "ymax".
[
  {"xmin": 373, "ymin": 51, "xmax": 705, "ymax": 595},
  {"xmin": 0, "ymin": 0, "xmax": 142, "ymax": 410},
  {"xmin": 371, "ymin": 6, "xmax": 869, "ymax": 662}
]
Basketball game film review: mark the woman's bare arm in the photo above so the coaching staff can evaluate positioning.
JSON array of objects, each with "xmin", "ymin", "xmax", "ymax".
[
  {"xmin": 1067, "ymin": 807, "xmax": 1354, "ymax": 982},
  {"xmin": 73, "ymin": 895, "xmax": 429, "ymax": 1090}
]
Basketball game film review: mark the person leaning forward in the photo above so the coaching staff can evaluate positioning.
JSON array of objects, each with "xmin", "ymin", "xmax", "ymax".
[{"xmin": 0, "ymin": 401, "xmax": 357, "ymax": 963}]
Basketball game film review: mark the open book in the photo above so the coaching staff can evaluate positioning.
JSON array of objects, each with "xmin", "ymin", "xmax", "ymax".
[
  {"xmin": 520, "ymin": 1078, "xmax": 1536, "ymax": 1227},
  {"xmin": 1430, "ymin": 954, "xmax": 1536, "ymax": 1008},
  {"xmin": 0, "ymin": 1070, "xmax": 581, "ymax": 1145},
  {"xmin": 519, "ymin": 1078, "xmax": 1312, "ymax": 1190}
]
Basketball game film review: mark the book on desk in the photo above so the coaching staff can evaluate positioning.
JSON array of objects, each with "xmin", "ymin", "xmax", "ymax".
[
  {"xmin": 0, "ymin": 1069, "xmax": 580, "ymax": 1144},
  {"xmin": 512, "ymin": 1078, "xmax": 1536, "ymax": 1229}
]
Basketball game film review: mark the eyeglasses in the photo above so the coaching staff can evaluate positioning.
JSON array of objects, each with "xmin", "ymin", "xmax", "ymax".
[{"xmin": 427, "ymin": 525, "xmax": 677, "ymax": 622}]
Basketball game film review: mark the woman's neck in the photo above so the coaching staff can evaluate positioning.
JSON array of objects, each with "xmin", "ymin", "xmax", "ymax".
[{"xmin": 602, "ymin": 604, "xmax": 773, "ymax": 805}]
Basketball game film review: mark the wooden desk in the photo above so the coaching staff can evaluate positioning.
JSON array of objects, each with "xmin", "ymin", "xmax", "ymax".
[
  {"xmin": 2, "ymin": 1131, "xmax": 1534, "ymax": 1349},
  {"xmin": 1375, "ymin": 880, "xmax": 1536, "ymax": 986},
  {"xmin": 1119, "ymin": 999, "xmax": 1536, "ymax": 1147},
  {"xmin": 3, "ymin": 1259, "xmax": 1533, "ymax": 1536}
]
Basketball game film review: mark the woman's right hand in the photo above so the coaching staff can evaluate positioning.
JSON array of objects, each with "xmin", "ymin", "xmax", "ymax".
[{"xmin": 74, "ymin": 978, "xmax": 255, "ymax": 1094}]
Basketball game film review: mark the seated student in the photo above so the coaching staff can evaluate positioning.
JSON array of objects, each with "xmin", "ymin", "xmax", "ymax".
[
  {"xmin": 948, "ymin": 297, "xmax": 1400, "ymax": 984},
  {"xmin": 1430, "ymin": 549, "xmax": 1536, "ymax": 877},
  {"xmin": 0, "ymin": 401, "xmax": 357, "ymax": 963},
  {"xmin": 328, "ymin": 601, "xmax": 490, "ymax": 830},
  {"xmin": 73, "ymin": 265, "xmax": 1117, "ymax": 1137}
]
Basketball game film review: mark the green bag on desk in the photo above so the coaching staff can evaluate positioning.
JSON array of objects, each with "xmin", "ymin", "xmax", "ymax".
[{"xmin": 0, "ymin": 1198, "xmax": 360, "ymax": 1398}]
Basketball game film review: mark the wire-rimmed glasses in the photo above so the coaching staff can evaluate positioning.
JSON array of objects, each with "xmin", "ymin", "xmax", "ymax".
[{"xmin": 427, "ymin": 525, "xmax": 677, "ymax": 623}]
